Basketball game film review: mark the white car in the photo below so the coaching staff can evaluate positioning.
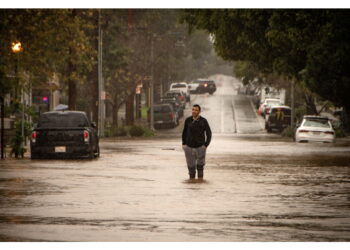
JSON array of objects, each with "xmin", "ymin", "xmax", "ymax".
[
  {"xmin": 169, "ymin": 82, "xmax": 190, "ymax": 102},
  {"xmin": 295, "ymin": 116, "xmax": 335, "ymax": 143},
  {"xmin": 259, "ymin": 98, "xmax": 282, "ymax": 117},
  {"xmin": 188, "ymin": 80, "xmax": 200, "ymax": 93}
]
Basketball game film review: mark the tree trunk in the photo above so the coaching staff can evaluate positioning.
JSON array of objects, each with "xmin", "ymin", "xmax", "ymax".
[
  {"xmin": 344, "ymin": 107, "xmax": 350, "ymax": 133},
  {"xmin": 1, "ymin": 97, "xmax": 4, "ymax": 159},
  {"xmin": 304, "ymin": 93, "xmax": 318, "ymax": 115},
  {"xmin": 125, "ymin": 94, "xmax": 134, "ymax": 126},
  {"xmin": 112, "ymin": 105, "xmax": 119, "ymax": 128},
  {"xmin": 112, "ymin": 94, "xmax": 119, "ymax": 127},
  {"xmin": 68, "ymin": 74, "xmax": 77, "ymax": 110},
  {"xmin": 89, "ymin": 10, "xmax": 99, "ymax": 125},
  {"xmin": 68, "ymin": 10, "xmax": 77, "ymax": 111}
]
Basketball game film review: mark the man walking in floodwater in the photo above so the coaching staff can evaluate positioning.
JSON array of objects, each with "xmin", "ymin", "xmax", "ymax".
[{"xmin": 182, "ymin": 104, "xmax": 212, "ymax": 179}]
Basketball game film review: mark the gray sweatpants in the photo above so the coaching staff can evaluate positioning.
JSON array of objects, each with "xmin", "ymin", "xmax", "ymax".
[{"xmin": 183, "ymin": 146, "xmax": 207, "ymax": 175}]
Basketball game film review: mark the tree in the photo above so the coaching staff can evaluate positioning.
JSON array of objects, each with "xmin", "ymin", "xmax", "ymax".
[{"xmin": 181, "ymin": 9, "xmax": 350, "ymax": 129}]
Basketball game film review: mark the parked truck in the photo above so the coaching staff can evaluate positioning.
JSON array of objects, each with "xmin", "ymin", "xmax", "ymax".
[{"xmin": 30, "ymin": 111, "xmax": 99, "ymax": 159}]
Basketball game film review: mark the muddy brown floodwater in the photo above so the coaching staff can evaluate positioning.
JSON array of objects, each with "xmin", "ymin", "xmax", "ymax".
[{"xmin": 0, "ymin": 134, "xmax": 349, "ymax": 241}]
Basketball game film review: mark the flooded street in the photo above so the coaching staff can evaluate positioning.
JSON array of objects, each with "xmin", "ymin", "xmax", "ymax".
[{"xmin": 0, "ymin": 76, "xmax": 350, "ymax": 241}]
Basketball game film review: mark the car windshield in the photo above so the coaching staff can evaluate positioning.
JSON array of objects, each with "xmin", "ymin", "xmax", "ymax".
[
  {"xmin": 172, "ymin": 84, "xmax": 186, "ymax": 88},
  {"xmin": 266, "ymin": 100, "xmax": 281, "ymax": 106},
  {"xmin": 193, "ymin": 80, "xmax": 213, "ymax": 84},
  {"xmin": 303, "ymin": 119, "xmax": 330, "ymax": 128},
  {"xmin": 38, "ymin": 113, "xmax": 89, "ymax": 128},
  {"xmin": 271, "ymin": 109, "xmax": 291, "ymax": 115},
  {"xmin": 154, "ymin": 105, "xmax": 171, "ymax": 113},
  {"xmin": 166, "ymin": 92, "xmax": 181, "ymax": 97}
]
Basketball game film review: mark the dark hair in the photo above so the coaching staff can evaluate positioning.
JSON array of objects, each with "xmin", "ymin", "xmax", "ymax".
[{"xmin": 192, "ymin": 104, "xmax": 201, "ymax": 111}]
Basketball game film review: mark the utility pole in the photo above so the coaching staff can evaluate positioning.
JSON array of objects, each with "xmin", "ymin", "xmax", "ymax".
[
  {"xmin": 98, "ymin": 9, "xmax": 105, "ymax": 137},
  {"xmin": 291, "ymin": 78, "xmax": 295, "ymax": 128},
  {"xmin": 150, "ymin": 34, "xmax": 155, "ymax": 130}
]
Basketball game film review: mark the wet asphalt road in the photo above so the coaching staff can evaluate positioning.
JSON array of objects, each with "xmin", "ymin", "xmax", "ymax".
[{"xmin": 0, "ymin": 75, "xmax": 350, "ymax": 241}]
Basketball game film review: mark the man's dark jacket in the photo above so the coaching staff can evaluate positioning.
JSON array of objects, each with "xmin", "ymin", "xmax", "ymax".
[{"xmin": 182, "ymin": 116, "xmax": 212, "ymax": 148}]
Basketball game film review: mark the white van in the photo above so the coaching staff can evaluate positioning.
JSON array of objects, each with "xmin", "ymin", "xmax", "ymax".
[{"xmin": 169, "ymin": 82, "xmax": 190, "ymax": 102}]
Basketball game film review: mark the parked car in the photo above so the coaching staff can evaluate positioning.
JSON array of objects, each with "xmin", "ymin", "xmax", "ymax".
[
  {"xmin": 258, "ymin": 98, "xmax": 282, "ymax": 117},
  {"xmin": 153, "ymin": 103, "xmax": 178, "ymax": 129},
  {"xmin": 295, "ymin": 116, "xmax": 335, "ymax": 143},
  {"xmin": 160, "ymin": 97, "xmax": 184, "ymax": 118},
  {"xmin": 253, "ymin": 88, "xmax": 261, "ymax": 109},
  {"xmin": 169, "ymin": 82, "xmax": 190, "ymax": 102},
  {"xmin": 189, "ymin": 79, "xmax": 216, "ymax": 94},
  {"xmin": 165, "ymin": 90, "xmax": 186, "ymax": 108},
  {"xmin": 30, "ymin": 111, "xmax": 99, "ymax": 159},
  {"xmin": 265, "ymin": 106, "xmax": 291, "ymax": 132}
]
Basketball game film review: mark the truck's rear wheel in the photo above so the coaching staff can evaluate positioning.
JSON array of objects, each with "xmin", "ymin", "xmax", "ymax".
[
  {"xmin": 94, "ymin": 146, "xmax": 100, "ymax": 158},
  {"xmin": 31, "ymin": 153, "xmax": 40, "ymax": 160}
]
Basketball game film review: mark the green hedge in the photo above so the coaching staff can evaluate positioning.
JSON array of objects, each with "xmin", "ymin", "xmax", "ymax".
[
  {"xmin": 129, "ymin": 125, "xmax": 145, "ymax": 137},
  {"xmin": 105, "ymin": 125, "xmax": 155, "ymax": 137},
  {"xmin": 281, "ymin": 126, "xmax": 295, "ymax": 138}
]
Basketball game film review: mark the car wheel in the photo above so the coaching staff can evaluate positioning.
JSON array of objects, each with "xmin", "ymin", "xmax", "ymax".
[
  {"xmin": 88, "ymin": 149, "xmax": 94, "ymax": 159},
  {"xmin": 94, "ymin": 145, "xmax": 100, "ymax": 158},
  {"xmin": 209, "ymin": 91, "xmax": 214, "ymax": 95},
  {"xmin": 267, "ymin": 126, "xmax": 272, "ymax": 133},
  {"xmin": 31, "ymin": 153, "xmax": 40, "ymax": 160}
]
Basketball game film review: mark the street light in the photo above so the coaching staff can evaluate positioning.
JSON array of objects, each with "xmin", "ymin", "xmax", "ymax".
[
  {"xmin": 11, "ymin": 41, "xmax": 25, "ymax": 149},
  {"xmin": 11, "ymin": 41, "xmax": 23, "ymax": 53}
]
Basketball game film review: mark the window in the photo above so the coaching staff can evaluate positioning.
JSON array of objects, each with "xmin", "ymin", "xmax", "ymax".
[
  {"xmin": 303, "ymin": 119, "xmax": 330, "ymax": 128},
  {"xmin": 38, "ymin": 113, "xmax": 89, "ymax": 128}
]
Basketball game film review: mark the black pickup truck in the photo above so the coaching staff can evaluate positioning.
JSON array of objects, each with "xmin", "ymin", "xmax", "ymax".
[{"xmin": 30, "ymin": 111, "xmax": 99, "ymax": 159}]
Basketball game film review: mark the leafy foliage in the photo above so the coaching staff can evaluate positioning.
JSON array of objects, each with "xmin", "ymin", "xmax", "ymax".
[{"xmin": 181, "ymin": 9, "xmax": 350, "ymax": 117}]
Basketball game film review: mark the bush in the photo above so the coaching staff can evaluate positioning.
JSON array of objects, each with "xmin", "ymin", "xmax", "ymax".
[
  {"xmin": 281, "ymin": 126, "xmax": 295, "ymax": 138},
  {"xmin": 114, "ymin": 126, "xmax": 128, "ymax": 136},
  {"xmin": 129, "ymin": 125, "xmax": 145, "ymax": 137},
  {"xmin": 10, "ymin": 120, "xmax": 31, "ymax": 158},
  {"xmin": 143, "ymin": 127, "xmax": 155, "ymax": 137},
  {"xmin": 335, "ymin": 127, "xmax": 346, "ymax": 138},
  {"xmin": 104, "ymin": 128, "xmax": 112, "ymax": 138}
]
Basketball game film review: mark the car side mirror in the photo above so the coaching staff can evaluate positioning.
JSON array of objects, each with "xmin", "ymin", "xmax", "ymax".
[{"xmin": 91, "ymin": 122, "xmax": 97, "ymax": 128}]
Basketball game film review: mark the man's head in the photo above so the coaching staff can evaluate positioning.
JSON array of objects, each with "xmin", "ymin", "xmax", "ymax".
[{"xmin": 192, "ymin": 104, "xmax": 201, "ymax": 118}]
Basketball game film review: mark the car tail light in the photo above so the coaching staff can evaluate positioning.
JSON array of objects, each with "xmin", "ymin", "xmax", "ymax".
[
  {"xmin": 324, "ymin": 131, "xmax": 334, "ymax": 135},
  {"xmin": 299, "ymin": 130, "xmax": 309, "ymax": 133},
  {"xmin": 169, "ymin": 112, "xmax": 174, "ymax": 120},
  {"xmin": 84, "ymin": 130, "xmax": 89, "ymax": 143},
  {"xmin": 31, "ymin": 131, "xmax": 37, "ymax": 143},
  {"xmin": 179, "ymin": 96, "xmax": 184, "ymax": 101}
]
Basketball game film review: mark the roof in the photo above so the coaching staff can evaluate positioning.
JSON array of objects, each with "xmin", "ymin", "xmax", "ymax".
[
  {"xmin": 270, "ymin": 105, "xmax": 291, "ymax": 110},
  {"xmin": 264, "ymin": 98, "xmax": 281, "ymax": 102},
  {"xmin": 193, "ymin": 79, "xmax": 213, "ymax": 82},
  {"xmin": 303, "ymin": 115, "xmax": 329, "ymax": 120},
  {"xmin": 154, "ymin": 103, "xmax": 172, "ymax": 107},
  {"xmin": 42, "ymin": 111, "xmax": 87, "ymax": 115},
  {"xmin": 166, "ymin": 90, "xmax": 183, "ymax": 93},
  {"xmin": 171, "ymin": 83, "xmax": 187, "ymax": 87}
]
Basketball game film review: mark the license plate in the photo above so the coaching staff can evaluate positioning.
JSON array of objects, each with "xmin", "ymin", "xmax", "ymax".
[
  {"xmin": 313, "ymin": 132, "xmax": 321, "ymax": 135},
  {"xmin": 55, "ymin": 146, "xmax": 66, "ymax": 153}
]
